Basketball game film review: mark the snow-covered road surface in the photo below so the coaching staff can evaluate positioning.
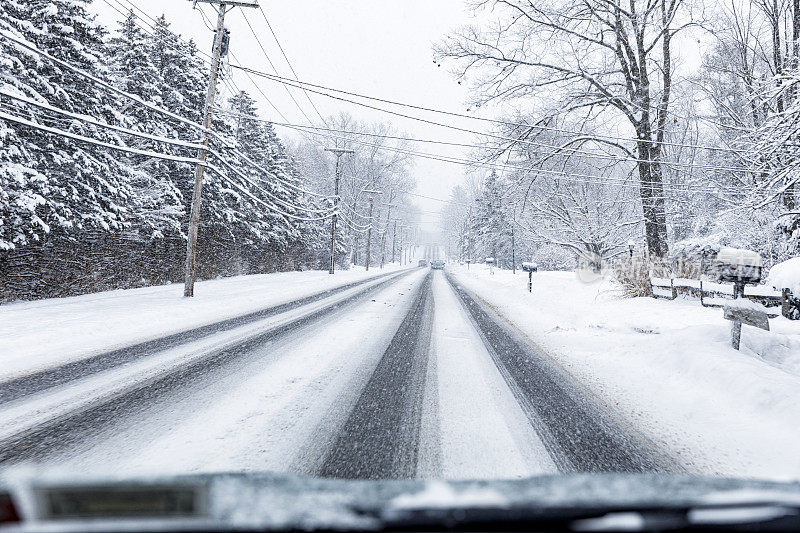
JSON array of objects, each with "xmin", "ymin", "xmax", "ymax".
[
  {"xmin": 0, "ymin": 269, "xmax": 413, "ymax": 453},
  {"xmin": 0, "ymin": 254, "xmax": 688, "ymax": 480},
  {"xmin": 450, "ymin": 263, "xmax": 800, "ymax": 480}
]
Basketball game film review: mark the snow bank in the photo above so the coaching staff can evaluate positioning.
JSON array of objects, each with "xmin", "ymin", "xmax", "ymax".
[
  {"xmin": 0, "ymin": 264, "xmax": 407, "ymax": 381},
  {"xmin": 450, "ymin": 264, "xmax": 800, "ymax": 480},
  {"xmin": 767, "ymin": 257, "xmax": 800, "ymax": 294}
]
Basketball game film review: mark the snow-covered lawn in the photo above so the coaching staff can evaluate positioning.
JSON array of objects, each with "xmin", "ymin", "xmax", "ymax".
[
  {"xmin": 0, "ymin": 264, "xmax": 407, "ymax": 382},
  {"xmin": 450, "ymin": 264, "xmax": 800, "ymax": 480}
]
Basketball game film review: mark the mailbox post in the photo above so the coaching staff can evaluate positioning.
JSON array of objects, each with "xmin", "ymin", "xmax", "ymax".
[
  {"xmin": 712, "ymin": 248, "xmax": 766, "ymax": 350},
  {"xmin": 485, "ymin": 257, "xmax": 495, "ymax": 275},
  {"xmin": 522, "ymin": 262, "xmax": 538, "ymax": 292}
]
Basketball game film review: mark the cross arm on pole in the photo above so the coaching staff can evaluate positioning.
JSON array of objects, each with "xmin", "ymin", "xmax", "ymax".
[{"xmin": 193, "ymin": 0, "xmax": 260, "ymax": 7}]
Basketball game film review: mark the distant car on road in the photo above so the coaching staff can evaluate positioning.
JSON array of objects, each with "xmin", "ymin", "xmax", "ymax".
[
  {"xmin": 418, "ymin": 259, "xmax": 428, "ymax": 267},
  {"xmin": 431, "ymin": 259, "xmax": 445, "ymax": 270}
]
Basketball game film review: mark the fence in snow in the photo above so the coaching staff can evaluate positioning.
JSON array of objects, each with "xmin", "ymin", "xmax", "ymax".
[{"xmin": 649, "ymin": 277, "xmax": 798, "ymax": 319}]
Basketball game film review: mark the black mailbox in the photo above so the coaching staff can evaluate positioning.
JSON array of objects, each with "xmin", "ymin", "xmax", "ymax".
[
  {"xmin": 711, "ymin": 248, "xmax": 763, "ymax": 284},
  {"xmin": 522, "ymin": 262, "xmax": 538, "ymax": 273}
]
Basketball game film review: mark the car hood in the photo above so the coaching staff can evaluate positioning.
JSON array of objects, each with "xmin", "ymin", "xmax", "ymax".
[{"xmin": 2, "ymin": 470, "xmax": 800, "ymax": 531}]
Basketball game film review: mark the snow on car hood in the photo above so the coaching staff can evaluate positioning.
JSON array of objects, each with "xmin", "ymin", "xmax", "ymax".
[{"xmin": 2, "ymin": 470, "xmax": 800, "ymax": 531}]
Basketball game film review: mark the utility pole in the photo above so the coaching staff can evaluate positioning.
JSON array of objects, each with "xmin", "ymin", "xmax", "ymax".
[
  {"xmin": 400, "ymin": 226, "xmax": 405, "ymax": 265},
  {"xmin": 391, "ymin": 220, "xmax": 397, "ymax": 263},
  {"xmin": 365, "ymin": 196, "xmax": 374, "ymax": 271},
  {"xmin": 350, "ymin": 194, "xmax": 359, "ymax": 266},
  {"xmin": 380, "ymin": 196, "xmax": 395, "ymax": 269},
  {"xmin": 398, "ymin": 225, "xmax": 408, "ymax": 265},
  {"xmin": 184, "ymin": 0, "xmax": 258, "ymax": 297},
  {"xmin": 325, "ymin": 148, "xmax": 354, "ymax": 274},
  {"xmin": 362, "ymin": 189, "xmax": 381, "ymax": 271}
]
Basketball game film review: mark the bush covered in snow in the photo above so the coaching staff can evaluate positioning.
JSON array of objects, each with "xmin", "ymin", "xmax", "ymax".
[
  {"xmin": 613, "ymin": 256, "xmax": 653, "ymax": 297},
  {"xmin": 767, "ymin": 257, "xmax": 800, "ymax": 294}
]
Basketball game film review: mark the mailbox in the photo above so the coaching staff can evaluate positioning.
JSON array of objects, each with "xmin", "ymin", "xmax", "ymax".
[
  {"xmin": 485, "ymin": 257, "xmax": 496, "ymax": 264},
  {"xmin": 711, "ymin": 247, "xmax": 763, "ymax": 284},
  {"xmin": 522, "ymin": 262, "xmax": 538, "ymax": 273}
]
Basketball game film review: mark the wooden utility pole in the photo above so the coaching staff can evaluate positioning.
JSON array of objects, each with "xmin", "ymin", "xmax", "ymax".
[
  {"xmin": 391, "ymin": 220, "xmax": 397, "ymax": 263},
  {"xmin": 380, "ymin": 197, "xmax": 395, "ymax": 269},
  {"xmin": 398, "ymin": 225, "xmax": 408, "ymax": 265},
  {"xmin": 325, "ymin": 148, "xmax": 354, "ymax": 274},
  {"xmin": 184, "ymin": 0, "xmax": 258, "ymax": 297},
  {"xmin": 362, "ymin": 189, "xmax": 381, "ymax": 271},
  {"xmin": 365, "ymin": 196, "xmax": 374, "ymax": 271}
]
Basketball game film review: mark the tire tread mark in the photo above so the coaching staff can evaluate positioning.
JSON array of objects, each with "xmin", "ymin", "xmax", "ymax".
[
  {"xmin": 445, "ymin": 273, "xmax": 681, "ymax": 474},
  {"xmin": 318, "ymin": 273, "xmax": 434, "ymax": 480},
  {"xmin": 0, "ymin": 270, "xmax": 403, "ymax": 406},
  {"xmin": 0, "ymin": 271, "xmax": 415, "ymax": 465}
]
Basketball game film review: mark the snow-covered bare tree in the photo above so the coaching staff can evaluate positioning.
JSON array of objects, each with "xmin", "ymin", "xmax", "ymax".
[{"xmin": 436, "ymin": 0, "xmax": 696, "ymax": 257}]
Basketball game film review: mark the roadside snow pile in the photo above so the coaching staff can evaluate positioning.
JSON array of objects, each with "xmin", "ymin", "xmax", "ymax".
[
  {"xmin": 451, "ymin": 264, "xmax": 800, "ymax": 480},
  {"xmin": 767, "ymin": 257, "xmax": 800, "ymax": 294},
  {"xmin": 0, "ymin": 265, "xmax": 405, "ymax": 381}
]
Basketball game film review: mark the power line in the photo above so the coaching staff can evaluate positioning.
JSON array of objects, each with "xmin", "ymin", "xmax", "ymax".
[
  {"xmin": 0, "ymin": 28, "xmax": 332, "ymax": 201},
  {"xmin": 108, "ymin": 0, "xmax": 329, "ymax": 197},
  {"xmin": 89, "ymin": 6, "xmax": 751, "ymax": 194},
  {"xmin": 231, "ymin": 65, "xmax": 757, "ymax": 176},
  {"xmin": 246, "ymin": 115, "xmax": 755, "ymax": 176},
  {"xmin": 105, "ymin": 0, "xmax": 247, "ymax": 112},
  {"xmin": 180, "ymin": 0, "xmax": 323, "ymax": 148},
  {"xmin": 229, "ymin": 64, "xmax": 752, "ymax": 156},
  {"xmin": 258, "ymin": 5, "xmax": 329, "ymax": 127},
  {"xmin": 0, "ymin": 94, "xmax": 335, "ymax": 217},
  {"xmin": 1, "ymin": 107, "xmax": 335, "ymax": 223},
  {"xmin": 239, "ymin": 9, "xmax": 319, "ymax": 129},
  {"xmin": 0, "ymin": 90, "xmax": 204, "ymax": 149},
  {"xmin": 98, "ymin": 2, "xmax": 765, "ymax": 206},
  {"xmin": 277, "ymin": 120, "xmax": 732, "ymax": 195}
]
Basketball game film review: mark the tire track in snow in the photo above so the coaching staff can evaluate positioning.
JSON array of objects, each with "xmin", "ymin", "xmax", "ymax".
[
  {"xmin": 425, "ymin": 271, "xmax": 557, "ymax": 479},
  {"xmin": 0, "ymin": 269, "xmax": 404, "ymax": 406},
  {"xmin": 445, "ymin": 272, "xmax": 683, "ymax": 474},
  {"xmin": 50, "ymin": 270, "xmax": 431, "ymax": 475},
  {"xmin": 317, "ymin": 272, "xmax": 434, "ymax": 479},
  {"xmin": 0, "ymin": 270, "xmax": 416, "ymax": 465}
]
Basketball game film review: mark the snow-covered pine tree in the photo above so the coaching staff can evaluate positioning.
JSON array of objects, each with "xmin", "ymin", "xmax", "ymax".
[
  {"xmin": 0, "ymin": 0, "xmax": 141, "ymax": 298},
  {"xmin": 107, "ymin": 10, "xmax": 187, "ymax": 283},
  {"xmin": 0, "ymin": 6, "xmax": 338, "ymax": 301},
  {"xmin": 472, "ymin": 170, "xmax": 513, "ymax": 268}
]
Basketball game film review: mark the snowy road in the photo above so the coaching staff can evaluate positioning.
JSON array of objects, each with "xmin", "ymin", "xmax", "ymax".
[{"xmin": 0, "ymin": 250, "xmax": 684, "ymax": 479}]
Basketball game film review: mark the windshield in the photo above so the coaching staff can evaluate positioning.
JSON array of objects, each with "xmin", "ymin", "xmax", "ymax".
[{"xmin": 1, "ymin": 0, "xmax": 800, "ymax": 526}]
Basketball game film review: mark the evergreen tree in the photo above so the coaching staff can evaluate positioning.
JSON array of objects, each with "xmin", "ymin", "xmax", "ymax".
[
  {"xmin": 0, "ymin": 0, "xmax": 132, "ymax": 248},
  {"xmin": 473, "ymin": 170, "xmax": 513, "ymax": 267}
]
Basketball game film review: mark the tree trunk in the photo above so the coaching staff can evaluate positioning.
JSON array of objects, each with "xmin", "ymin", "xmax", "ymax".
[{"xmin": 637, "ymin": 141, "xmax": 669, "ymax": 257}]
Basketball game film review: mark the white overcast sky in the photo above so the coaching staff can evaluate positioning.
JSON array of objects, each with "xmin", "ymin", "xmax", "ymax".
[{"xmin": 89, "ymin": 0, "xmax": 497, "ymax": 232}]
